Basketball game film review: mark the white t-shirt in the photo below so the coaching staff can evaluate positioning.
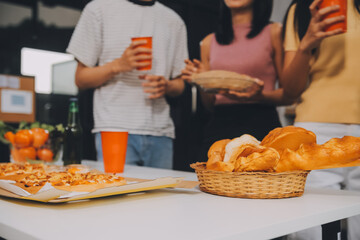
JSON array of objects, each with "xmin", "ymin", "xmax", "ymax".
[{"xmin": 67, "ymin": 0, "xmax": 188, "ymax": 138}]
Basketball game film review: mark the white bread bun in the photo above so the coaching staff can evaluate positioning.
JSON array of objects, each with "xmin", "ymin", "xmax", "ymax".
[
  {"xmin": 206, "ymin": 135, "xmax": 260, "ymax": 172},
  {"xmin": 223, "ymin": 134, "xmax": 260, "ymax": 164}
]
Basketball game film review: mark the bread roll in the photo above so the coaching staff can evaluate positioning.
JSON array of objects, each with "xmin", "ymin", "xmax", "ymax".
[
  {"xmin": 233, "ymin": 144, "xmax": 280, "ymax": 172},
  {"xmin": 223, "ymin": 134, "xmax": 260, "ymax": 164},
  {"xmin": 206, "ymin": 135, "xmax": 261, "ymax": 172},
  {"xmin": 206, "ymin": 139, "xmax": 233, "ymax": 171},
  {"xmin": 207, "ymin": 139, "xmax": 230, "ymax": 159},
  {"xmin": 261, "ymin": 126, "xmax": 316, "ymax": 152},
  {"xmin": 276, "ymin": 136, "xmax": 360, "ymax": 172},
  {"xmin": 205, "ymin": 135, "xmax": 280, "ymax": 172}
]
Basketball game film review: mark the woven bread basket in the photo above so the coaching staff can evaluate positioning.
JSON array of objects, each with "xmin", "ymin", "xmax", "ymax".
[{"xmin": 190, "ymin": 162, "xmax": 310, "ymax": 199}]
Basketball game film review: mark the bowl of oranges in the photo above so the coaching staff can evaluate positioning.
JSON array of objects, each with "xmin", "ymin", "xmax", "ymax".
[{"xmin": 0, "ymin": 121, "xmax": 64, "ymax": 164}]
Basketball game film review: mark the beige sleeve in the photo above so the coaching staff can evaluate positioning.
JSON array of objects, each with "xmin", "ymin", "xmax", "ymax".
[{"xmin": 284, "ymin": 4, "xmax": 301, "ymax": 52}]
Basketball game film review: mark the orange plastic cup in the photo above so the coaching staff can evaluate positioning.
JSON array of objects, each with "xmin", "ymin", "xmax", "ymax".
[
  {"xmin": 131, "ymin": 36, "xmax": 152, "ymax": 71},
  {"xmin": 320, "ymin": 0, "xmax": 347, "ymax": 33},
  {"xmin": 101, "ymin": 132, "xmax": 128, "ymax": 173}
]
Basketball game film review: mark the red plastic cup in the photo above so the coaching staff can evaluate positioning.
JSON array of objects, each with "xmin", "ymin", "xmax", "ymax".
[
  {"xmin": 319, "ymin": 0, "xmax": 347, "ymax": 33},
  {"xmin": 131, "ymin": 36, "xmax": 152, "ymax": 71},
  {"xmin": 101, "ymin": 132, "xmax": 128, "ymax": 173}
]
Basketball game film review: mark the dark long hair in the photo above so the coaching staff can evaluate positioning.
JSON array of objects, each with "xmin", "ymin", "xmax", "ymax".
[
  {"xmin": 215, "ymin": 0, "xmax": 273, "ymax": 45},
  {"xmin": 283, "ymin": 0, "xmax": 360, "ymax": 41}
]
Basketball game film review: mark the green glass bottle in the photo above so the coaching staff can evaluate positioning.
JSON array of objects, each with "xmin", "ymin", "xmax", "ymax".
[{"xmin": 62, "ymin": 98, "xmax": 82, "ymax": 165}]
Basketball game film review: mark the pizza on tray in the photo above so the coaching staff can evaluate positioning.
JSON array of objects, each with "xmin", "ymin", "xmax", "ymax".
[{"xmin": 0, "ymin": 163, "xmax": 126, "ymax": 194}]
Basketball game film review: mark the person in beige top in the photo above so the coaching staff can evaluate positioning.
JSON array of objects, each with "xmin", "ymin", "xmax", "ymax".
[{"xmin": 282, "ymin": 0, "xmax": 360, "ymax": 239}]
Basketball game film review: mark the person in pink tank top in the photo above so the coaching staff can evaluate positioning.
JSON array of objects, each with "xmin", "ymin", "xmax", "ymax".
[{"xmin": 182, "ymin": 0, "xmax": 293, "ymax": 162}]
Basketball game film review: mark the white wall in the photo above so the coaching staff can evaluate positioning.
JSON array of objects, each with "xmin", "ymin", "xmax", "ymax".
[
  {"xmin": 0, "ymin": 3, "xmax": 31, "ymax": 27},
  {"xmin": 271, "ymin": 0, "xmax": 292, "ymax": 23}
]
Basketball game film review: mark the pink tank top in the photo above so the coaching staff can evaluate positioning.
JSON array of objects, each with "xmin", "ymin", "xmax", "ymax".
[{"xmin": 210, "ymin": 23, "xmax": 277, "ymax": 105}]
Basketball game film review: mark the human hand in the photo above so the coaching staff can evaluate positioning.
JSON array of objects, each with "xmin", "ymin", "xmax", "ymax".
[
  {"xmin": 221, "ymin": 80, "xmax": 264, "ymax": 103},
  {"xmin": 181, "ymin": 59, "xmax": 206, "ymax": 83},
  {"xmin": 300, "ymin": 0, "xmax": 345, "ymax": 54},
  {"xmin": 140, "ymin": 75, "xmax": 168, "ymax": 99},
  {"xmin": 114, "ymin": 40, "xmax": 152, "ymax": 73}
]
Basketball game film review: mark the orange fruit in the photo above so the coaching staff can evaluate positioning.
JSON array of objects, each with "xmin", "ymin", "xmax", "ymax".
[
  {"xmin": 31, "ymin": 128, "xmax": 49, "ymax": 148},
  {"xmin": 4, "ymin": 131, "xmax": 15, "ymax": 145},
  {"xmin": 37, "ymin": 148, "xmax": 54, "ymax": 162},
  {"xmin": 18, "ymin": 147, "xmax": 36, "ymax": 161},
  {"xmin": 14, "ymin": 130, "xmax": 33, "ymax": 148}
]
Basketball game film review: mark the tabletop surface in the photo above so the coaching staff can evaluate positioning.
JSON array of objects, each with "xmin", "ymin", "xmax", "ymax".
[{"xmin": 1, "ymin": 160, "xmax": 360, "ymax": 240}]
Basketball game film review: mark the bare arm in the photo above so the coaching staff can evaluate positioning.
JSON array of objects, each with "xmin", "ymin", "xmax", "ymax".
[
  {"xmin": 165, "ymin": 77, "xmax": 185, "ymax": 97},
  {"xmin": 197, "ymin": 34, "xmax": 216, "ymax": 110},
  {"xmin": 261, "ymin": 23, "xmax": 293, "ymax": 106},
  {"xmin": 272, "ymin": 23, "xmax": 284, "ymax": 82},
  {"xmin": 75, "ymin": 61, "xmax": 120, "ymax": 89},
  {"xmin": 141, "ymin": 75, "xmax": 185, "ymax": 99},
  {"xmin": 281, "ymin": 0, "xmax": 345, "ymax": 100},
  {"xmin": 281, "ymin": 50, "xmax": 311, "ymax": 100},
  {"xmin": 181, "ymin": 33, "xmax": 215, "ymax": 111},
  {"xmin": 75, "ymin": 40, "xmax": 152, "ymax": 89}
]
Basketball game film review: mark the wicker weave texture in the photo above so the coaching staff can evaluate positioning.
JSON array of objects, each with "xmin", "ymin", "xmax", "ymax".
[{"xmin": 191, "ymin": 162, "xmax": 310, "ymax": 199}]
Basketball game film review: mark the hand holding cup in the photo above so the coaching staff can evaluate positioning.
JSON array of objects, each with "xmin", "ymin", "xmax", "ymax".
[
  {"xmin": 299, "ymin": 0, "xmax": 346, "ymax": 54},
  {"xmin": 117, "ymin": 39, "xmax": 152, "ymax": 72},
  {"xmin": 131, "ymin": 36, "xmax": 153, "ymax": 71},
  {"xmin": 319, "ymin": 0, "xmax": 347, "ymax": 33}
]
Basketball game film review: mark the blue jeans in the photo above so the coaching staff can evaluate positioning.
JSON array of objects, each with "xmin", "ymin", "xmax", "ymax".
[{"xmin": 95, "ymin": 133, "xmax": 173, "ymax": 169}]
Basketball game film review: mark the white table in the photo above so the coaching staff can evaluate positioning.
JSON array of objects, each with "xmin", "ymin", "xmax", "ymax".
[{"xmin": 1, "ymin": 160, "xmax": 360, "ymax": 240}]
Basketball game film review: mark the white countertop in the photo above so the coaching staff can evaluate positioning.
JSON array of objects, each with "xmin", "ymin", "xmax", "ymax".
[{"xmin": 1, "ymin": 160, "xmax": 360, "ymax": 240}]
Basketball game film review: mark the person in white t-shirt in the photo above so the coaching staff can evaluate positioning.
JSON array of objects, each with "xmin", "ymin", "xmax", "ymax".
[{"xmin": 67, "ymin": 0, "xmax": 188, "ymax": 169}]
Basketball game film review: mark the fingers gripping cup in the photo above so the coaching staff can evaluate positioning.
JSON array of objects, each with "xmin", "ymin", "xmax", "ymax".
[
  {"xmin": 131, "ymin": 36, "xmax": 152, "ymax": 71},
  {"xmin": 101, "ymin": 132, "xmax": 128, "ymax": 173},
  {"xmin": 320, "ymin": 0, "xmax": 347, "ymax": 33}
]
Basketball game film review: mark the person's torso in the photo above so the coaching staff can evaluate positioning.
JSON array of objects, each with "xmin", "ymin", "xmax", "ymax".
[
  {"xmin": 296, "ymin": 0, "xmax": 360, "ymax": 124},
  {"xmin": 209, "ymin": 24, "xmax": 277, "ymax": 105},
  {"xmin": 91, "ymin": 0, "xmax": 185, "ymax": 137}
]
